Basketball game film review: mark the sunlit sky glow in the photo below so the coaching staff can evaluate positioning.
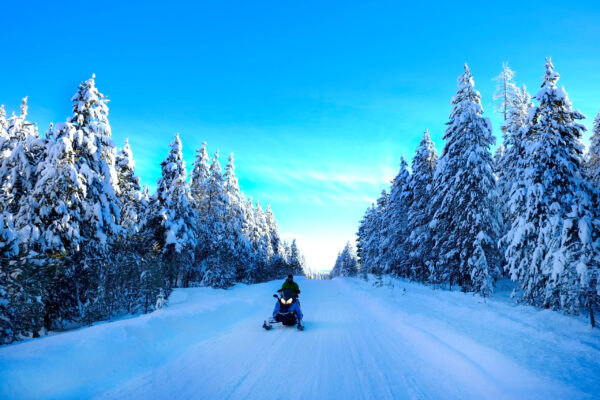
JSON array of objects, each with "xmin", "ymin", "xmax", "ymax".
[{"xmin": 1, "ymin": 1, "xmax": 599, "ymax": 271}]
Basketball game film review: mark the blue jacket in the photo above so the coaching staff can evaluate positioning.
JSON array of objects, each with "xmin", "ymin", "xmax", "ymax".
[{"xmin": 273, "ymin": 299, "xmax": 303, "ymax": 321}]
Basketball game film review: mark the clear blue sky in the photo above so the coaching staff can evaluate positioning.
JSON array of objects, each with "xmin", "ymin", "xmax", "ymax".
[{"xmin": 1, "ymin": 1, "xmax": 599, "ymax": 271}]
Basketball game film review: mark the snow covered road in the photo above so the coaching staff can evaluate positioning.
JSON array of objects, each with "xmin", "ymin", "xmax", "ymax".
[{"xmin": 1, "ymin": 277, "xmax": 599, "ymax": 399}]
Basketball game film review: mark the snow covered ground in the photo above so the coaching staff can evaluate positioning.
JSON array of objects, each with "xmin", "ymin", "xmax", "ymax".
[{"xmin": 1, "ymin": 276, "xmax": 599, "ymax": 400}]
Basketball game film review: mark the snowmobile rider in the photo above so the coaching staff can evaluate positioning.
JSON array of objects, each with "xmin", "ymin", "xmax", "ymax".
[
  {"xmin": 272, "ymin": 275, "xmax": 303, "ymax": 323},
  {"xmin": 279, "ymin": 274, "xmax": 300, "ymax": 297}
]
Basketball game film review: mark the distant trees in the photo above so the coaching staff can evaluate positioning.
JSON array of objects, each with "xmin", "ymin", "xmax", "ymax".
[
  {"xmin": 355, "ymin": 60, "xmax": 600, "ymax": 322},
  {"xmin": 287, "ymin": 239, "xmax": 307, "ymax": 277},
  {"xmin": 331, "ymin": 242, "xmax": 359, "ymax": 277},
  {"xmin": 0, "ymin": 75, "xmax": 305, "ymax": 345}
]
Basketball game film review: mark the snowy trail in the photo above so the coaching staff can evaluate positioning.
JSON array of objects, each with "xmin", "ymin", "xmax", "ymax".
[{"xmin": 1, "ymin": 277, "xmax": 599, "ymax": 399}]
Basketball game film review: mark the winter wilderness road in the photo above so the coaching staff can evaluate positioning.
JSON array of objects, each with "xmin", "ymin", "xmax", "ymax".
[{"xmin": 1, "ymin": 277, "xmax": 599, "ymax": 399}]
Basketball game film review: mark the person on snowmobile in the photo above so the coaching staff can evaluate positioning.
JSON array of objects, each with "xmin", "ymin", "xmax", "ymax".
[
  {"xmin": 263, "ymin": 275, "xmax": 303, "ymax": 330},
  {"xmin": 279, "ymin": 274, "xmax": 300, "ymax": 297}
]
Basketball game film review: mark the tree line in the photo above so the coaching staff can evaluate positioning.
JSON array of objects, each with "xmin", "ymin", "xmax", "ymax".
[
  {"xmin": 0, "ymin": 75, "xmax": 305, "ymax": 344},
  {"xmin": 354, "ymin": 59, "xmax": 600, "ymax": 324}
]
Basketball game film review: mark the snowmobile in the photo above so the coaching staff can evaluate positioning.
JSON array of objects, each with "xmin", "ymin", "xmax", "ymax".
[{"xmin": 263, "ymin": 289, "xmax": 304, "ymax": 331}]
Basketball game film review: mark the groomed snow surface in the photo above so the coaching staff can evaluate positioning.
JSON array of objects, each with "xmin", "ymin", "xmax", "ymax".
[{"xmin": 1, "ymin": 277, "xmax": 599, "ymax": 399}]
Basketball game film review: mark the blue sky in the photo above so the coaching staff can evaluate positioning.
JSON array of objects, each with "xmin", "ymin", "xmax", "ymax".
[{"xmin": 1, "ymin": 1, "xmax": 599, "ymax": 271}]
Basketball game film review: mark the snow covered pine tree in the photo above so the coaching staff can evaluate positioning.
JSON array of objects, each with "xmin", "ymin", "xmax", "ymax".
[
  {"xmin": 502, "ymin": 59, "xmax": 599, "ymax": 315},
  {"xmin": 584, "ymin": 111, "xmax": 600, "ymax": 188},
  {"xmin": 428, "ymin": 64, "xmax": 501, "ymax": 295},
  {"xmin": 380, "ymin": 157, "xmax": 411, "ymax": 277},
  {"xmin": 148, "ymin": 134, "xmax": 197, "ymax": 288},
  {"xmin": 406, "ymin": 130, "xmax": 438, "ymax": 282}
]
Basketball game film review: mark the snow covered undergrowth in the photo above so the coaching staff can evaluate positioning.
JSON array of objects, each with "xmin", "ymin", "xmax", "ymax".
[{"xmin": 1, "ymin": 276, "xmax": 599, "ymax": 400}]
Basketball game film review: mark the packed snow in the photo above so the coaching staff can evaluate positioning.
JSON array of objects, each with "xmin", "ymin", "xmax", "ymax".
[{"xmin": 1, "ymin": 276, "xmax": 598, "ymax": 399}]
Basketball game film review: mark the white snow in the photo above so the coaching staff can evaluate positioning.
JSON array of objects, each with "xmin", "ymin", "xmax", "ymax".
[{"xmin": 0, "ymin": 277, "xmax": 599, "ymax": 399}]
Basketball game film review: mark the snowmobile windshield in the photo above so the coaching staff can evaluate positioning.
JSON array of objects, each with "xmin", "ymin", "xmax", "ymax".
[
  {"xmin": 281, "ymin": 289, "xmax": 296, "ymax": 301},
  {"xmin": 278, "ymin": 289, "xmax": 296, "ymax": 307}
]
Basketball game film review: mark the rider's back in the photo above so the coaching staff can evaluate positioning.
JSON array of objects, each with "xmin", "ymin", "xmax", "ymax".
[{"xmin": 281, "ymin": 280, "xmax": 299, "ymax": 293}]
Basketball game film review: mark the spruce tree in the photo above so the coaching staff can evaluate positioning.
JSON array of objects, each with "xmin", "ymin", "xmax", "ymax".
[
  {"xmin": 28, "ymin": 125, "xmax": 88, "ymax": 329},
  {"xmin": 139, "ymin": 185, "xmax": 151, "ymax": 227},
  {"xmin": 222, "ymin": 153, "xmax": 254, "ymax": 283},
  {"xmin": 429, "ymin": 64, "xmax": 501, "ymax": 293},
  {"xmin": 331, "ymin": 242, "xmax": 359, "ymax": 277},
  {"xmin": 288, "ymin": 239, "xmax": 306, "ymax": 277},
  {"xmin": 115, "ymin": 139, "xmax": 143, "ymax": 234},
  {"xmin": 356, "ymin": 190, "xmax": 388, "ymax": 274},
  {"xmin": 244, "ymin": 198, "xmax": 260, "ymax": 250},
  {"xmin": 406, "ymin": 130, "xmax": 438, "ymax": 282},
  {"xmin": 496, "ymin": 86, "xmax": 534, "ymax": 227},
  {"xmin": 493, "ymin": 62, "xmax": 517, "ymax": 122},
  {"xmin": 380, "ymin": 157, "xmax": 411, "ymax": 276},
  {"xmin": 585, "ymin": 111, "xmax": 600, "ymax": 187},
  {"xmin": 493, "ymin": 144, "xmax": 505, "ymax": 176},
  {"xmin": 0, "ymin": 198, "xmax": 44, "ymax": 343},
  {"xmin": 44, "ymin": 76, "xmax": 122, "ymax": 324},
  {"xmin": 0, "ymin": 105, "xmax": 7, "ymax": 139},
  {"xmin": 148, "ymin": 133, "xmax": 197, "ymax": 287},
  {"xmin": 190, "ymin": 141, "xmax": 210, "ymax": 208},
  {"xmin": 198, "ymin": 151, "xmax": 236, "ymax": 288},
  {"xmin": 56, "ymin": 75, "xmax": 121, "ymax": 247},
  {"xmin": 0, "ymin": 98, "xmax": 42, "ymax": 232},
  {"xmin": 31, "ymin": 131, "xmax": 85, "ymax": 255},
  {"xmin": 0, "ymin": 250, "xmax": 44, "ymax": 344},
  {"xmin": 356, "ymin": 206, "xmax": 373, "ymax": 265},
  {"xmin": 264, "ymin": 204, "xmax": 282, "ymax": 258},
  {"xmin": 254, "ymin": 200, "xmax": 274, "ymax": 269},
  {"xmin": 503, "ymin": 59, "xmax": 598, "ymax": 312}
]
